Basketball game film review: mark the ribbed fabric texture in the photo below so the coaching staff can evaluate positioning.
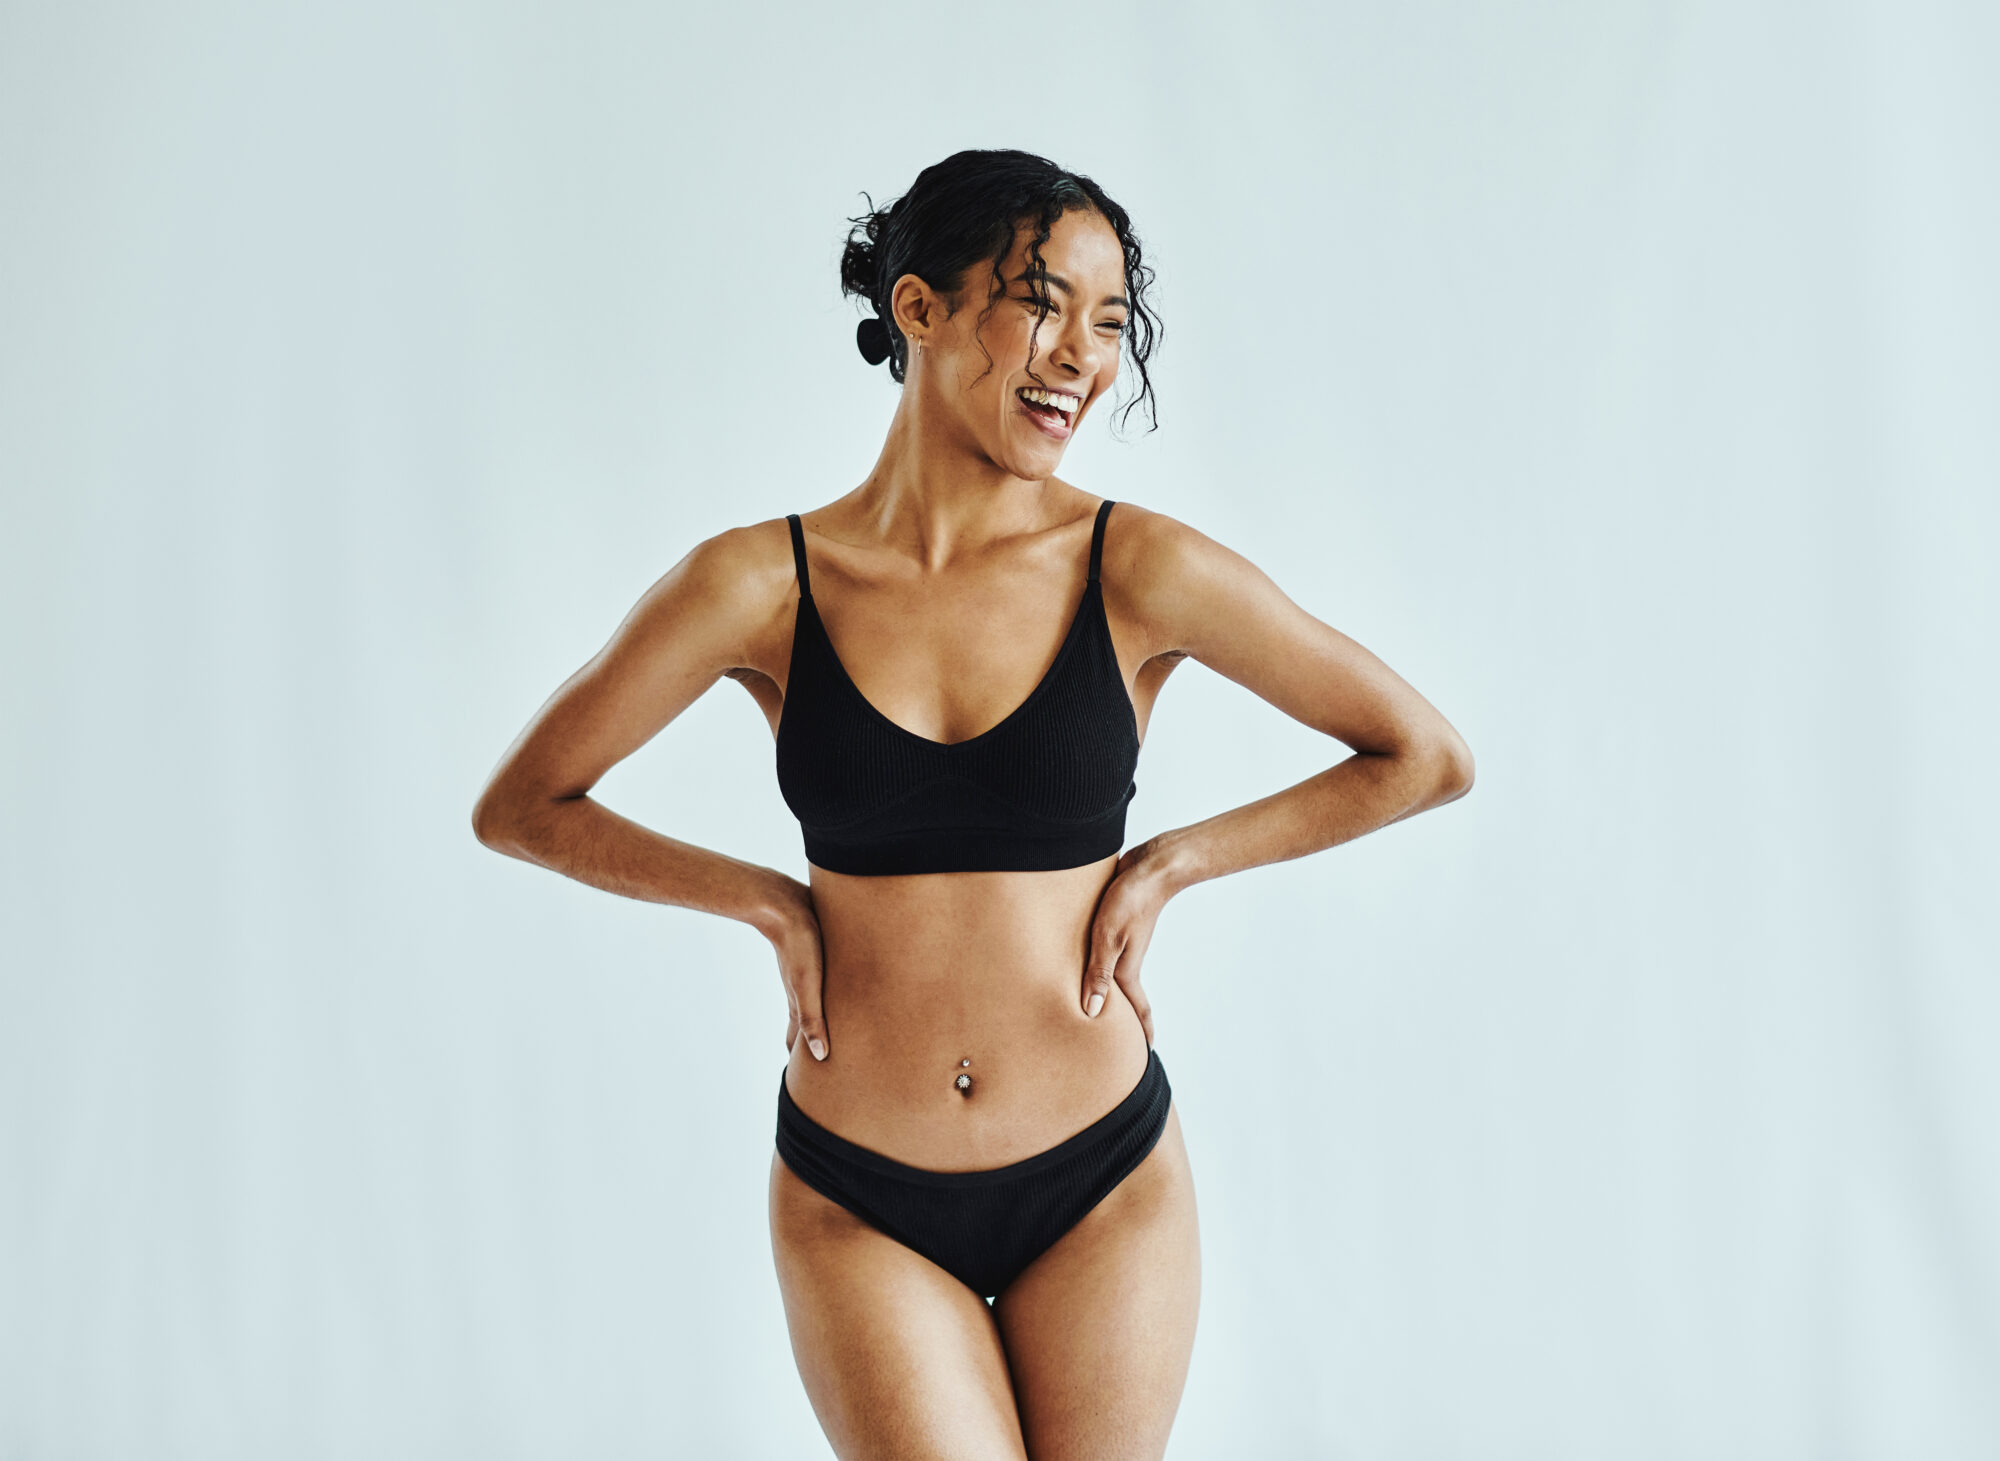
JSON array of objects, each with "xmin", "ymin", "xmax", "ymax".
[
  {"xmin": 775, "ymin": 1050, "xmax": 1172, "ymax": 1299},
  {"xmin": 774, "ymin": 499, "xmax": 1140, "ymax": 876}
]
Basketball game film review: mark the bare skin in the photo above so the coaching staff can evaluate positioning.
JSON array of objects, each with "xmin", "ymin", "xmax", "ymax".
[{"xmin": 473, "ymin": 206, "xmax": 1474, "ymax": 1458}]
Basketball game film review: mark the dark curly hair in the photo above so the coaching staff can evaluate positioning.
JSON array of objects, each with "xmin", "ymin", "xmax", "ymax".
[{"xmin": 839, "ymin": 148, "xmax": 1162, "ymax": 436}]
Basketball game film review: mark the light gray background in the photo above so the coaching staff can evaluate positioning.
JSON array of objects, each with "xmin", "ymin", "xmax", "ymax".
[{"xmin": 4, "ymin": 1, "xmax": 1995, "ymax": 1457}]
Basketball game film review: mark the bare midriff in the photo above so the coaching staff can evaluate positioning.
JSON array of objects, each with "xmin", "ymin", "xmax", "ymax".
[{"xmin": 780, "ymin": 854, "xmax": 1153, "ymax": 1172}]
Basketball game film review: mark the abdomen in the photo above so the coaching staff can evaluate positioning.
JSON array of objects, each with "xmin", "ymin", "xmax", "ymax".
[{"xmin": 780, "ymin": 857, "xmax": 1153, "ymax": 1170}]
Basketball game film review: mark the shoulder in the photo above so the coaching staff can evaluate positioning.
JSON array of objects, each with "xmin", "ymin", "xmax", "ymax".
[
  {"xmin": 607, "ymin": 516, "xmax": 802, "ymax": 670},
  {"xmin": 1099, "ymin": 499, "xmax": 1267, "ymax": 609},
  {"xmin": 665, "ymin": 515, "xmax": 800, "ymax": 605},
  {"xmin": 1097, "ymin": 500, "xmax": 1298, "ymax": 661}
]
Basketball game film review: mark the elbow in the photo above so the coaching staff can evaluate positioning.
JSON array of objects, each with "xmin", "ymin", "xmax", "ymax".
[
  {"xmin": 1431, "ymin": 731, "xmax": 1475, "ymax": 802},
  {"xmin": 471, "ymin": 785, "xmax": 521, "ymax": 853},
  {"xmin": 473, "ymin": 778, "xmax": 579, "ymax": 855},
  {"xmin": 1404, "ymin": 724, "xmax": 1473, "ymax": 804}
]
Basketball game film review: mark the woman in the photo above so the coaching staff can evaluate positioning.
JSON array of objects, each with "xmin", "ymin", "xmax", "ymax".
[{"xmin": 472, "ymin": 148, "xmax": 1473, "ymax": 1459}]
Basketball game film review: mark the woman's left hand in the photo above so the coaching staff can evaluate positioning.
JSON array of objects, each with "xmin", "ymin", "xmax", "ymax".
[{"xmin": 1080, "ymin": 839, "xmax": 1180, "ymax": 1047}]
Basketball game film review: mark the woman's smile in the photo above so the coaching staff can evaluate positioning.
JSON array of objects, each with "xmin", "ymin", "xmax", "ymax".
[{"xmin": 1016, "ymin": 383, "xmax": 1080, "ymax": 440}]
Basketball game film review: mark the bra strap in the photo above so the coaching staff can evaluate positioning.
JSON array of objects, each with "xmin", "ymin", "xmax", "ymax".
[
  {"xmin": 1087, "ymin": 499, "xmax": 1116, "ymax": 584},
  {"xmin": 786, "ymin": 514, "xmax": 812, "ymax": 597}
]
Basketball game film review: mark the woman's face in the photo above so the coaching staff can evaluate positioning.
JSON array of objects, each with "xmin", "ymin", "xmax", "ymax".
[{"xmin": 896, "ymin": 207, "xmax": 1131, "ymax": 480}]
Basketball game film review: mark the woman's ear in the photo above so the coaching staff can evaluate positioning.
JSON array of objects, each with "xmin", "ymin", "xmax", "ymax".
[{"xmin": 888, "ymin": 272, "xmax": 945, "ymax": 351}]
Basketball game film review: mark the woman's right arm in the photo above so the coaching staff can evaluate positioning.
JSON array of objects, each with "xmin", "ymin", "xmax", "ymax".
[{"xmin": 470, "ymin": 523, "xmax": 831, "ymax": 1060}]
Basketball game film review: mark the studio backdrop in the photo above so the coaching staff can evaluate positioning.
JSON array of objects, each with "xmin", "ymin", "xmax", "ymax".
[{"xmin": 3, "ymin": 1, "xmax": 1995, "ymax": 1457}]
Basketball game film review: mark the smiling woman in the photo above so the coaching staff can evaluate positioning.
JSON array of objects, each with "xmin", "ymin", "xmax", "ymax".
[
  {"xmin": 472, "ymin": 147, "xmax": 1473, "ymax": 1460},
  {"xmin": 838, "ymin": 150, "xmax": 1161, "ymax": 440}
]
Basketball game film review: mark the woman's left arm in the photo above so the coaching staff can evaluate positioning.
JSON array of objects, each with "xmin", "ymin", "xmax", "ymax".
[{"xmin": 1082, "ymin": 505, "xmax": 1475, "ymax": 1037}]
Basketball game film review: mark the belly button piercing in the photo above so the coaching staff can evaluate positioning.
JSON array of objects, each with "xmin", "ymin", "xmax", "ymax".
[{"xmin": 956, "ymin": 1058, "xmax": 972, "ymax": 1096}]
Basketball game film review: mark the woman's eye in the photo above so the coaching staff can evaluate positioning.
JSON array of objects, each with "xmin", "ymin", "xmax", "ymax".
[{"xmin": 1019, "ymin": 296, "xmax": 1124, "ymax": 333}]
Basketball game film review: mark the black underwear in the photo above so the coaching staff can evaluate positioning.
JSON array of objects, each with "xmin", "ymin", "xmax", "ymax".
[{"xmin": 775, "ymin": 1049, "xmax": 1173, "ymax": 1300}]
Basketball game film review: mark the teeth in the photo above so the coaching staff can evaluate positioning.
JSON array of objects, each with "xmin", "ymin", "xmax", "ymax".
[{"xmin": 1019, "ymin": 386, "xmax": 1082, "ymax": 416}]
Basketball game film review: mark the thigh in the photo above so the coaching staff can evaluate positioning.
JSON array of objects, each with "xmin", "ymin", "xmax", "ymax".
[
  {"xmin": 990, "ymin": 1104, "xmax": 1202, "ymax": 1461},
  {"xmin": 768, "ymin": 1152, "xmax": 1029, "ymax": 1461}
]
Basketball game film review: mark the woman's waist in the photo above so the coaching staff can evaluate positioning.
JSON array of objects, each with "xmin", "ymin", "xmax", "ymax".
[
  {"xmin": 781, "ymin": 968, "xmax": 1151, "ymax": 1171},
  {"xmin": 806, "ymin": 859, "xmax": 1112, "ymax": 971}
]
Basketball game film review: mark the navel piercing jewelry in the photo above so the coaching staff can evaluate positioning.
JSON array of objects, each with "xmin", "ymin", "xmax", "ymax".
[{"xmin": 955, "ymin": 1057, "xmax": 972, "ymax": 1095}]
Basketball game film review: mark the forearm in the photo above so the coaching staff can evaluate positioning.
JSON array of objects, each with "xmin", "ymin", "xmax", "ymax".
[
  {"xmin": 475, "ymin": 792, "xmax": 798, "ymax": 940},
  {"xmin": 1140, "ymin": 746, "xmax": 1468, "ymax": 899}
]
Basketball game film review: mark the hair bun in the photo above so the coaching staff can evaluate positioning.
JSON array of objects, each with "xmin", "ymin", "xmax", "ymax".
[{"xmin": 855, "ymin": 316, "xmax": 893, "ymax": 366}]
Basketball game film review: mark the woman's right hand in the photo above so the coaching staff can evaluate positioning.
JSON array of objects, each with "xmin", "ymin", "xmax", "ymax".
[{"xmin": 764, "ymin": 874, "xmax": 830, "ymax": 1061}]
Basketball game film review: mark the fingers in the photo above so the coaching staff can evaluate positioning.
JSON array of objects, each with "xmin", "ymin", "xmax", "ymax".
[
  {"xmin": 775, "ymin": 913, "xmax": 830, "ymax": 1062},
  {"xmin": 1087, "ymin": 881, "xmax": 1161, "ymax": 1042},
  {"xmin": 1116, "ymin": 967, "xmax": 1156, "ymax": 1048},
  {"xmin": 1113, "ymin": 918, "xmax": 1155, "ymax": 1043},
  {"xmin": 1081, "ymin": 939, "xmax": 1119, "ymax": 1019},
  {"xmin": 793, "ymin": 960, "xmax": 829, "ymax": 1062}
]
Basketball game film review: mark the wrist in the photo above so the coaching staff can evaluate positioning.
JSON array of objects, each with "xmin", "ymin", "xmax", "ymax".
[
  {"xmin": 745, "ymin": 867, "xmax": 810, "ymax": 944},
  {"xmin": 1131, "ymin": 828, "xmax": 1202, "ymax": 902}
]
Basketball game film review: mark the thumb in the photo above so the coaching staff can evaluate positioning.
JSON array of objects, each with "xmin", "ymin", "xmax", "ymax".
[
  {"xmin": 1081, "ymin": 933, "xmax": 1121, "ymax": 1019},
  {"xmin": 794, "ymin": 960, "xmax": 830, "ymax": 1061}
]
